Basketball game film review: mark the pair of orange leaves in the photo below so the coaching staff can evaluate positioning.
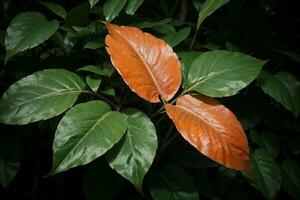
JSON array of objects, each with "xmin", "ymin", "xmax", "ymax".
[{"xmin": 104, "ymin": 22, "xmax": 249, "ymax": 171}]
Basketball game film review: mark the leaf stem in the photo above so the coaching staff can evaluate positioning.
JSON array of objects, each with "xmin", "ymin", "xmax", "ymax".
[{"xmin": 82, "ymin": 90, "xmax": 119, "ymax": 110}]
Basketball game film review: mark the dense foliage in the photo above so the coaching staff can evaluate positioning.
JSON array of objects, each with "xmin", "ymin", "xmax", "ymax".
[{"xmin": 0, "ymin": 0, "xmax": 300, "ymax": 199}]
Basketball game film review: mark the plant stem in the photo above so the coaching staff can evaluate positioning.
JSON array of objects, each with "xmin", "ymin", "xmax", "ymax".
[{"xmin": 82, "ymin": 90, "xmax": 119, "ymax": 110}]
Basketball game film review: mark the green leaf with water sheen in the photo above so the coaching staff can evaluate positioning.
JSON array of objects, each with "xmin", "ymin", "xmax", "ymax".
[
  {"xmin": 148, "ymin": 164, "xmax": 199, "ymax": 200},
  {"xmin": 126, "ymin": 0, "xmax": 144, "ymax": 15},
  {"xmin": 0, "ymin": 69, "xmax": 86, "ymax": 125},
  {"xmin": 106, "ymin": 108, "xmax": 157, "ymax": 192},
  {"xmin": 257, "ymin": 71, "xmax": 300, "ymax": 118},
  {"xmin": 5, "ymin": 12, "xmax": 59, "ymax": 62},
  {"xmin": 40, "ymin": 1, "xmax": 67, "ymax": 19},
  {"xmin": 103, "ymin": 0, "xmax": 127, "ymax": 22},
  {"xmin": 50, "ymin": 101, "xmax": 127, "ymax": 175},
  {"xmin": 163, "ymin": 27, "xmax": 191, "ymax": 48},
  {"xmin": 186, "ymin": 50, "xmax": 265, "ymax": 97},
  {"xmin": 197, "ymin": 0, "xmax": 230, "ymax": 29},
  {"xmin": 281, "ymin": 159, "xmax": 300, "ymax": 200},
  {"xmin": 250, "ymin": 149, "xmax": 281, "ymax": 200}
]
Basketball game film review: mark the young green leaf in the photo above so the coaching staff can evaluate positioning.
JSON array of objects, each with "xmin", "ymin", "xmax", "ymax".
[
  {"xmin": 257, "ymin": 71, "xmax": 300, "ymax": 118},
  {"xmin": 0, "ymin": 69, "xmax": 86, "ymax": 125},
  {"xmin": 86, "ymin": 75, "xmax": 101, "ymax": 92},
  {"xmin": 148, "ymin": 164, "xmax": 199, "ymax": 200},
  {"xmin": 250, "ymin": 149, "xmax": 281, "ymax": 200},
  {"xmin": 186, "ymin": 50, "xmax": 265, "ymax": 97},
  {"xmin": 40, "ymin": 1, "xmax": 67, "ymax": 19},
  {"xmin": 50, "ymin": 101, "xmax": 127, "ymax": 175},
  {"xmin": 103, "ymin": 0, "xmax": 127, "ymax": 22},
  {"xmin": 197, "ymin": 0, "xmax": 230, "ymax": 30},
  {"xmin": 178, "ymin": 51, "xmax": 200, "ymax": 88},
  {"xmin": 89, "ymin": 0, "xmax": 100, "ymax": 9},
  {"xmin": 281, "ymin": 159, "xmax": 300, "ymax": 199},
  {"xmin": 78, "ymin": 65, "xmax": 114, "ymax": 77},
  {"xmin": 126, "ymin": 0, "xmax": 144, "ymax": 15},
  {"xmin": 250, "ymin": 131, "xmax": 280, "ymax": 158},
  {"xmin": 5, "ymin": 12, "xmax": 59, "ymax": 63},
  {"xmin": 106, "ymin": 109, "xmax": 157, "ymax": 193},
  {"xmin": 83, "ymin": 41, "xmax": 104, "ymax": 49},
  {"xmin": 101, "ymin": 86, "xmax": 115, "ymax": 96},
  {"xmin": 163, "ymin": 27, "xmax": 191, "ymax": 48}
]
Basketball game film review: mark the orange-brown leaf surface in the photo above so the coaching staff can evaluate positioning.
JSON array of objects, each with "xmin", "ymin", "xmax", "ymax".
[
  {"xmin": 165, "ymin": 94, "xmax": 249, "ymax": 171},
  {"xmin": 104, "ymin": 23, "xmax": 181, "ymax": 103}
]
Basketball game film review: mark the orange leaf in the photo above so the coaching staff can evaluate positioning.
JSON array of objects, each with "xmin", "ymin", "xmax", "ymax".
[
  {"xmin": 165, "ymin": 94, "xmax": 249, "ymax": 171},
  {"xmin": 104, "ymin": 23, "xmax": 181, "ymax": 103}
]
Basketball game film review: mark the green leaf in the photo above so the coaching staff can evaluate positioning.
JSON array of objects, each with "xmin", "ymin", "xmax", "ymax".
[
  {"xmin": 281, "ymin": 159, "xmax": 300, "ymax": 199},
  {"xmin": 133, "ymin": 18, "xmax": 172, "ymax": 29},
  {"xmin": 148, "ymin": 164, "xmax": 199, "ymax": 200},
  {"xmin": 186, "ymin": 50, "xmax": 265, "ymax": 97},
  {"xmin": 178, "ymin": 51, "xmax": 200, "ymax": 89},
  {"xmin": 276, "ymin": 50, "xmax": 300, "ymax": 64},
  {"xmin": 126, "ymin": 0, "xmax": 144, "ymax": 15},
  {"xmin": 250, "ymin": 131, "xmax": 279, "ymax": 158},
  {"xmin": 89, "ymin": 0, "xmax": 101, "ymax": 9},
  {"xmin": 257, "ymin": 71, "xmax": 300, "ymax": 118},
  {"xmin": 0, "ymin": 69, "xmax": 86, "ymax": 125},
  {"xmin": 197, "ymin": 0, "xmax": 230, "ymax": 30},
  {"xmin": 83, "ymin": 159, "xmax": 124, "ymax": 200},
  {"xmin": 40, "ymin": 1, "xmax": 67, "ymax": 19},
  {"xmin": 250, "ymin": 149, "xmax": 281, "ymax": 200},
  {"xmin": 163, "ymin": 27, "xmax": 191, "ymax": 48},
  {"xmin": 65, "ymin": 3, "xmax": 90, "ymax": 26},
  {"xmin": 5, "ymin": 12, "xmax": 59, "ymax": 63},
  {"xmin": 0, "ymin": 133, "xmax": 22, "ymax": 188},
  {"xmin": 83, "ymin": 41, "xmax": 103, "ymax": 49},
  {"xmin": 78, "ymin": 65, "xmax": 114, "ymax": 77},
  {"xmin": 106, "ymin": 109, "xmax": 157, "ymax": 192},
  {"xmin": 103, "ymin": 0, "xmax": 127, "ymax": 22},
  {"xmin": 101, "ymin": 86, "xmax": 115, "ymax": 96},
  {"xmin": 216, "ymin": 167, "xmax": 236, "ymax": 195},
  {"xmin": 86, "ymin": 75, "xmax": 101, "ymax": 92},
  {"xmin": 50, "ymin": 101, "xmax": 127, "ymax": 175}
]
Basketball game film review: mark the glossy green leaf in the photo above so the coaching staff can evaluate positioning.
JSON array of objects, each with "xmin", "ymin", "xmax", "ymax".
[
  {"xmin": 281, "ymin": 159, "xmax": 300, "ymax": 199},
  {"xmin": 276, "ymin": 50, "xmax": 300, "ymax": 64},
  {"xmin": 250, "ymin": 131, "xmax": 279, "ymax": 158},
  {"xmin": 5, "ymin": 12, "xmax": 59, "ymax": 63},
  {"xmin": 178, "ymin": 51, "xmax": 200, "ymax": 88},
  {"xmin": 78, "ymin": 65, "xmax": 114, "ymax": 77},
  {"xmin": 126, "ymin": 0, "xmax": 144, "ymax": 15},
  {"xmin": 50, "ymin": 101, "xmax": 127, "ymax": 175},
  {"xmin": 257, "ymin": 71, "xmax": 300, "ymax": 118},
  {"xmin": 148, "ymin": 164, "xmax": 199, "ymax": 200},
  {"xmin": 89, "ymin": 0, "xmax": 100, "ymax": 8},
  {"xmin": 197, "ymin": 0, "xmax": 230, "ymax": 29},
  {"xmin": 103, "ymin": 0, "xmax": 127, "ymax": 22},
  {"xmin": 86, "ymin": 75, "xmax": 101, "ymax": 92},
  {"xmin": 0, "ymin": 133, "xmax": 22, "ymax": 188},
  {"xmin": 186, "ymin": 50, "xmax": 265, "ymax": 97},
  {"xmin": 83, "ymin": 41, "xmax": 104, "ymax": 49},
  {"xmin": 0, "ymin": 69, "xmax": 86, "ymax": 125},
  {"xmin": 250, "ymin": 149, "xmax": 281, "ymax": 199},
  {"xmin": 163, "ymin": 27, "xmax": 191, "ymax": 48},
  {"xmin": 106, "ymin": 109, "xmax": 157, "ymax": 192},
  {"xmin": 101, "ymin": 86, "xmax": 115, "ymax": 96},
  {"xmin": 40, "ymin": 1, "xmax": 67, "ymax": 19},
  {"xmin": 83, "ymin": 159, "xmax": 124, "ymax": 200}
]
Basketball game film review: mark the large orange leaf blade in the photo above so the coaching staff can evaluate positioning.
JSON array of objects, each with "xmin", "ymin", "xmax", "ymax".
[
  {"xmin": 104, "ymin": 23, "xmax": 181, "ymax": 103},
  {"xmin": 165, "ymin": 94, "xmax": 249, "ymax": 171}
]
